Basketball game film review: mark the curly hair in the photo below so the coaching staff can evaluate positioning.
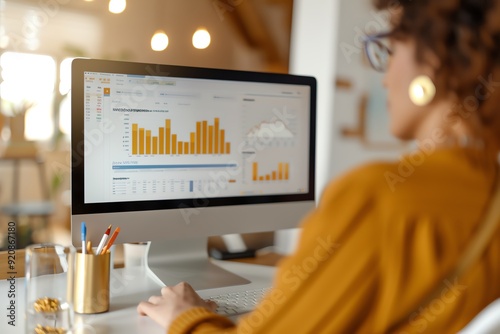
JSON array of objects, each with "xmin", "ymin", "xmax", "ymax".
[{"xmin": 374, "ymin": 0, "xmax": 500, "ymax": 149}]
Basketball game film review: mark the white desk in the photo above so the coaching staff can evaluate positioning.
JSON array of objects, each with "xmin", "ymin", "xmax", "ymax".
[{"xmin": 0, "ymin": 260, "xmax": 275, "ymax": 334}]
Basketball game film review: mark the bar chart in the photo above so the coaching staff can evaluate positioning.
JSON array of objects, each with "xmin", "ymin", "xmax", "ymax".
[
  {"xmin": 131, "ymin": 117, "xmax": 231, "ymax": 155},
  {"xmin": 252, "ymin": 162, "xmax": 289, "ymax": 181}
]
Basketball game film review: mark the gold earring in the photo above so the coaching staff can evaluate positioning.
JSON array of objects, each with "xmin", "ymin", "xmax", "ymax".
[{"xmin": 408, "ymin": 75, "xmax": 436, "ymax": 106}]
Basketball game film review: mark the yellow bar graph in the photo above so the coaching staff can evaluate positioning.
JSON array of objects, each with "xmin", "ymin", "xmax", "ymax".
[
  {"xmin": 146, "ymin": 130, "xmax": 151, "ymax": 154},
  {"xmin": 130, "ymin": 118, "xmax": 231, "ymax": 156},
  {"xmin": 139, "ymin": 128, "xmax": 145, "ymax": 154},
  {"xmin": 253, "ymin": 162, "xmax": 290, "ymax": 182},
  {"xmin": 166, "ymin": 120, "xmax": 171, "ymax": 154},
  {"xmin": 214, "ymin": 118, "xmax": 219, "ymax": 154},
  {"xmin": 172, "ymin": 134, "xmax": 177, "ymax": 154},
  {"xmin": 220, "ymin": 130, "xmax": 225, "ymax": 154},
  {"xmin": 202, "ymin": 121, "xmax": 208, "ymax": 154},
  {"xmin": 159, "ymin": 128, "xmax": 164, "ymax": 154},
  {"xmin": 196, "ymin": 122, "xmax": 201, "ymax": 154},
  {"xmin": 208, "ymin": 125, "xmax": 214, "ymax": 154},
  {"xmin": 132, "ymin": 124, "xmax": 138, "ymax": 155},
  {"xmin": 190, "ymin": 133, "xmax": 195, "ymax": 154},
  {"xmin": 153, "ymin": 136, "xmax": 158, "ymax": 154}
]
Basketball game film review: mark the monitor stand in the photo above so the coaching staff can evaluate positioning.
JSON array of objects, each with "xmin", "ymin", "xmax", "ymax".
[{"xmin": 145, "ymin": 237, "xmax": 251, "ymax": 290}]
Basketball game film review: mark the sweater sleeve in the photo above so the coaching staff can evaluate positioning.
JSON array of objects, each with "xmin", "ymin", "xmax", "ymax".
[{"xmin": 169, "ymin": 307, "xmax": 236, "ymax": 334}]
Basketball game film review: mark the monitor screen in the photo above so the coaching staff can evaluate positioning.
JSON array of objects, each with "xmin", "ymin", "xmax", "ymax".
[{"xmin": 71, "ymin": 59, "xmax": 316, "ymax": 253}]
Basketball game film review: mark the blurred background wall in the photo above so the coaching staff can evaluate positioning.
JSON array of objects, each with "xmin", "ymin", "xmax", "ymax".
[
  {"xmin": 0, "ymin": 0, "xmax": 408, "ymax": 252},
  {"xmin": 0, "ymin": 0, "xmax": 294, "ymax": 250}
]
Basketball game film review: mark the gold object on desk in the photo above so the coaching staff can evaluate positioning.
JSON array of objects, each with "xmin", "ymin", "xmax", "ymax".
[
  {"xmin": 34, "ymin": 324, "xmax": 66, "ymax": 334},
  {"xmin": 33, "ymin": 297, "xmax": 65, "ymax": 333},
  {"xmin": 25, "ymin": 244, "xmax": 75, "ymax": 333},
  {"xmin": 34, "ymin": 297, "xmax": 60, "ymax": 313},
  {"xmin": 73, "ymin": 250, "xmax": 111, "ymax": 314}
]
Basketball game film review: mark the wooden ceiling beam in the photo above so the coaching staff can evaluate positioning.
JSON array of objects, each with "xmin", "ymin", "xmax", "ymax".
[{"xmin": 212, "ymin": 0, "xmax": 291, "ymax": 69}]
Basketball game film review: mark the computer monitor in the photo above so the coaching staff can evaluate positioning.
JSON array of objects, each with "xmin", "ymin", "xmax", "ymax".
[{"xmin": 71, "ymin": 58, "xmax": 316, "ymax": 289}]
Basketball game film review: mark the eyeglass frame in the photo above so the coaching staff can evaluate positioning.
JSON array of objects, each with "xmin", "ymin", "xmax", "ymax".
[{"xmin": 363, "ymin": 31, "xmax": 394, "ymax": 72}]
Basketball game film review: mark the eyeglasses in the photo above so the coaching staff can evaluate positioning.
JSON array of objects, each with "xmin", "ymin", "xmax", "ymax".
[{"xmin": 363, "ymin": 32, "xmax": 393, "ymax": 72}]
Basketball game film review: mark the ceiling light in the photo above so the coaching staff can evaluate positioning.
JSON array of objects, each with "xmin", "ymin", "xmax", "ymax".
[
  {"xmin": 109, "ymin": 0, "xmax": 126, "ymax": 14},
  {"xmin": 192, "ymin": 28, "xmax": 211, "ymax": 49},
  {"xmin": 151, "ymin": 30, "xmax": 169, "ymax": 51}
]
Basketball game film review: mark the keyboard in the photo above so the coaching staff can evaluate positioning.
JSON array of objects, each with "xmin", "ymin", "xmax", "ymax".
[{"xmin": 207, "ymin": 287, "xmax": 271, "ymax": 316}]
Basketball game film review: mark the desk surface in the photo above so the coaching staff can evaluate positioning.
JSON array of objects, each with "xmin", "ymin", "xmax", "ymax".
[{"xmin": 0, "ymin": 260, "xmax": 276, "ymax": 334}]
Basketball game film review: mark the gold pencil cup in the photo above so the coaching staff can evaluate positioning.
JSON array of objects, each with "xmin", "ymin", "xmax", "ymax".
[{"xmin": 73, "ymin": 250, "xmax": 110, "ymax": 314}]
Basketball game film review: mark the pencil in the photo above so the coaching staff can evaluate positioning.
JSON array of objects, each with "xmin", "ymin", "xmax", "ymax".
[
  {"xmin": 101, "ymin": 227, "xmax": 120, "ymax": 254},
  {"xmin": 86, "ymin": 240, "xmax": 93, "ymax": 255},
  {"xmin": 96, "ymin": 225, "xmax": 112, "ymax": 255}
]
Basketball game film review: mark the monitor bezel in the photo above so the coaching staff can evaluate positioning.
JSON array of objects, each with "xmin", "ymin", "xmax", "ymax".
[{"xmin": 71, "ymin": 58, "xmax": 316, "ymax": 216}]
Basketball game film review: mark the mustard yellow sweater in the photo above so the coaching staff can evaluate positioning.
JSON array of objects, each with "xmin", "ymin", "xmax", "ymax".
[{"xmin": 170, "ymin": 147, "xmax": 500, "ymax": 334}]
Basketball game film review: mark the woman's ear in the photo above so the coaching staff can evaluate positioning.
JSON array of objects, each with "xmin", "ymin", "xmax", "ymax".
[{"xmin": 426, "ymin": 49, "xmax": 441, "ymax": 69}]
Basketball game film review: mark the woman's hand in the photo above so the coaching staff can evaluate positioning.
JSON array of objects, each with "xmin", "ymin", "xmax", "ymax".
[{"xmin": 137, "ymin": 281, "xmax": 217, "ymax": 329}]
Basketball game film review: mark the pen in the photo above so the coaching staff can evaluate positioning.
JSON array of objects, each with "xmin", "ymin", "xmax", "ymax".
[
  {"xmin": 87, "ymin": 240, "xmax": 93, "ymax": 255},
  {"xmin": 81, "ymin": 222, "xmax": 87, "ymax": 254},
  {"xmin": 101, "ymin": 227, "xmax": 120, "ymax": 254},
  {"xmin": 96, "ymin": 225, "xmax": 112, "ymax": 255}
]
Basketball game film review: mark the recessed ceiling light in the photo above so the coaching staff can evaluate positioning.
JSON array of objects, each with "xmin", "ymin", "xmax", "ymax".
[
  {"xmin": 192, "ymin": 28, "xmax": 211, "ymax": 49},
  {"xmin": 109, "ymin": 0, "xmax": 126, "ymax": 14},
  {"xmin": 151, "ymin": 31, "xmax": 169, "ymax": 51}
]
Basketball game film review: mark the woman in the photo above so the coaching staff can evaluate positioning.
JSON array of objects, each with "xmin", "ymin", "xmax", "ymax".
[{"xmin": 137, "ymin": 0, "xmax": 500, "ymax": 332}]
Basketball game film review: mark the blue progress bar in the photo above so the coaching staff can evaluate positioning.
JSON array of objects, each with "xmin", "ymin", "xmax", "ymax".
[{"xmin": 112, "ymin": 164, "xmax": 237, "ymax": 170}]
